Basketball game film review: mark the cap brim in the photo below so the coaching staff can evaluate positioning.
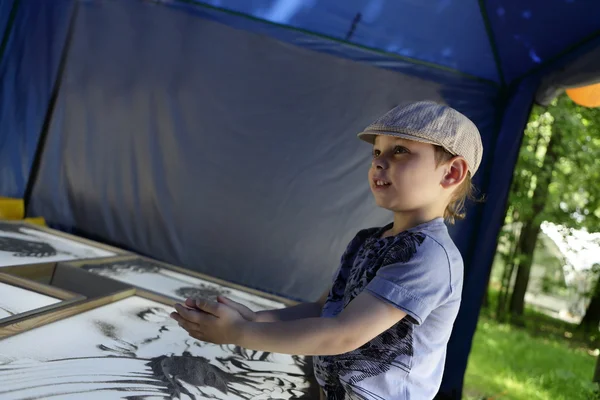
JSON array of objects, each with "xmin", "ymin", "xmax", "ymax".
[{"xmin": 357, "ymin": 130, "xmax": 440, "ymax": 146}]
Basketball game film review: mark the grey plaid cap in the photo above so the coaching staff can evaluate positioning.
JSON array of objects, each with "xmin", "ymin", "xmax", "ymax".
[{"xmin": 357, "ymin": 101, "xmax": 483, "ymax": 175}]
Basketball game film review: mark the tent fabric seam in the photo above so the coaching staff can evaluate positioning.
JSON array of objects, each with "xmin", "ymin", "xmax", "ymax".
[
  {"xmin": 170, "ymin": 0, "xmax": 500, "ymax": 87},
  {"xmin": 477, "ymin": 0, "xmax": 505, "ymax": 87},
  {"xmin": 0, "ymin": 0, "xmax": 20, "ymax": 67}
]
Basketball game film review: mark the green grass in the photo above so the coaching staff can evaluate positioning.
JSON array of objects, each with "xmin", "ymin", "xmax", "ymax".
[
  {"xmin": 484, "ymin": 282, "xmax": 598, "ymax": 348},
  {"xmin": 464, "ymin": 316, "xmax": 597, "ymax": 400},
  {"xmin": 463, "ymin": 238, "xmax": 599, "ymax": 399},
  {"xmin": 463, "ymin": 288, "xmax": 599, "ymax": 400}
]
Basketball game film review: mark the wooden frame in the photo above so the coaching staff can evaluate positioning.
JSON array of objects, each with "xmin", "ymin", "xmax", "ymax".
[
  {"xmin": 0, "ymin": 277, "xmax": 196, "ymax": 338},
  {"xmin": 0, "ymin": 254, "xmax": 299, "ymax": 339},
  {"xmin": 0, "ymin": 271, "xmax": 77, "ymax": 300},
  {"xmin": 0, "ymin": 263, "xmax": 320, "ymax": 399},
  {"xmin": 0, "ymin": 262, "xmax": 139, "ymax": 339},
  {"xmin": 1, "ymin": 262, "xmax": 135, "ymax": 297},
  {"xmin": 0, "ymin": 251, "xmax": 300, "ymax": 339},
  {"xmin": 0, "ymin": 221, "xmax": 298, "ymax": 308},
  {"xmin": 0, "ymin": 220, "xmax": 126, "ymax": 255},
  {"xmin": 65, "ymin": 254, "xmax": 299, "ymax": 307},
  {"xmin": 28, "ymin": 223, "xmax": 127, "ymax": 255},
  {"xmin": 0, "ymin": 288, "xmax": 135, "ymax": 340},
  {"xmin": 0, "ymin": 282, "xmax": 178, "ymax": 340},
  {"xmin": 0, "ymin": 262, "xmax": 57, "ymax": 282},
  {"xmin": 0, "ymin": 221, "xmax": 129, "ymax": 268},
  {"xmin": 0, "ymin": 272, "xmax": 83, "ymax": 326}
]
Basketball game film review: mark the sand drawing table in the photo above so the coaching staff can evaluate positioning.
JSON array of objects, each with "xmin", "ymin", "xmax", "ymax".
[{"xmin": 0, "ymin": 221, "xmax": 319, "ymax": 399}]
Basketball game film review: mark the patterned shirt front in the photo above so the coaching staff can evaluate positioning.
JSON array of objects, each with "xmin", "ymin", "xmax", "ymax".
[{"xmin": 313, "ymin": 218, "xmax": 463, "ymax": 400}]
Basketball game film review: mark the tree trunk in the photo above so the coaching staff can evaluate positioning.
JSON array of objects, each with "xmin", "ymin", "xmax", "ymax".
[
  {"xmin": 496, "ymin": 214, "xmax": 522, "ymax": 320},
  {"xmin": 508, "ymin": 223, "xmax": 542, "ymax": 320},
  {"xmin": 498, "ymin": 259, "xmax": 517, "ymax": 321},
  {"xmin": 508, "ymin": 131, "xmax": 559, "ymax": 320},
  {"xmin": 579, "ymin": 272, "xmax": 600, "ymax": 333},
  {"xmin": 593, "ymin": 354, "xmax": 600, "ymax": 384},
  {"xmin": 493, "ymin": 126, "xmax": 544, "ymax": 318},
  {"xmin": 482, "ymin": 287, "xmax": 489, "ymax": 308}
]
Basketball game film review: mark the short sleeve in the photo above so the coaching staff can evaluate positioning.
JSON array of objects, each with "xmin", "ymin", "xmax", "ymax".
[{"xmin": 365, "ymin": 234, "xmax": 452, "ymax": 325}]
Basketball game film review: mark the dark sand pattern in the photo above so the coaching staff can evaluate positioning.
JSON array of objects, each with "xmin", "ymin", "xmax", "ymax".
[
  {"xmin": 0, "ymin": 223, "xmax": 114, "ymax": 267},
  {"xmin": 0, "ymin": 296, "xmax": 317, "ymax": 399},
  {"xmin": 81, "ymin": 259, "xmax": 285, "ymax": 311}
]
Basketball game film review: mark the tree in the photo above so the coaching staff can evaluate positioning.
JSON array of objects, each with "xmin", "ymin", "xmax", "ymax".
[
  {"xmin": 494, "ymin": 106, "xmax": 549, "ymax": 319},
  {"xmin": 508, "ymin": 128, "xmax": 558, "ymax": 318},
  {"xmin": 494, "ymin": 94, "xmax": 600, "ymax": 321},
  {"xmin": 579, "ymin": 265, "xmax": 600, "ymax": 334}
]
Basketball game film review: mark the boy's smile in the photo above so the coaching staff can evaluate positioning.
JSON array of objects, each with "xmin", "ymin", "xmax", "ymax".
[{"xmin": 372, "ymin": 177, "xmax": 391, "ymax": 190}]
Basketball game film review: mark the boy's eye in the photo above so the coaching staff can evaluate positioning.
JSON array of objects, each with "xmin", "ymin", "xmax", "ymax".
[
  {"xmin": 372, "ymin": 149, "xmax": 381, "ymax": 158},
  {"xmin": 394, "ymin": 146, "xmax": 410, "ymax": 154}
]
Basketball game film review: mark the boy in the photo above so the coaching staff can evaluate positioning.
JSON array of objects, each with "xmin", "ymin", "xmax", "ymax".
[{"xmin": 171, "ymin": 101, "xmax": 483, "ymax": 399}]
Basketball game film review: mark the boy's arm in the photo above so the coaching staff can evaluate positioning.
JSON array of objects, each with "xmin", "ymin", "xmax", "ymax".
[
  {"xmin": 172, "ymin": 290, "xmax": 406, "ymax": 356},
  {"xmin": 253, "ymin": 286, "xmax": 330, "ymax": 322}
]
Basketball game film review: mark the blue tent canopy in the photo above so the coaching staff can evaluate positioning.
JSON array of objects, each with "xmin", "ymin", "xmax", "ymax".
[
  {"xmin": 159, "ymin": 0, "xmax": 600, "ymax": 84},
  {"xmin": 1, "ymin": 1, "xmax": 599, "ymax": 398}
]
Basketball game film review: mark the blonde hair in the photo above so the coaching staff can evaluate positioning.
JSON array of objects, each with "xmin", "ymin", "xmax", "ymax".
[{"xmin": 434, "ymin": 146, "xmax": 478, "ymax": 224}]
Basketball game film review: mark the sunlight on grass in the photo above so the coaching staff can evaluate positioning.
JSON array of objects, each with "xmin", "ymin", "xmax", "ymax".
[
  {"xmin": 464, "ymin": 317, "xmax": 597, "ymax": 400},
  {"xmin": 491, "ymin": 374, "xmax": 551, "ymax": 399}
]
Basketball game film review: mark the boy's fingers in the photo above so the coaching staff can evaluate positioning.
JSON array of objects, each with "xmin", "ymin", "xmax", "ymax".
[
  {"xmin": 218, "ymin": 296, "xmax": 246, "ymax": 312},
  {"xmin": 178, "ymin": 318, "xmax": 192, "ymax": 331},
  {"xmin": 216, "ymin": 296, "xmax": 256, "ymax": 321},
  {"xmin": 217, "ymin": 296, "xmax": 238, "ymax": 307},
  {"xmin": 194, "ymin": 299, "xmax": 222, "ymax": 316},
  {"xmin": 171, "ymin": 312, "xmax": 206, "ymax": 336},
  {"xmin": 185, "ymin": 298, "xmax": 196, "ymax": 308},
  {"xmin": 173, "ymin": 303, "xmax": 213, "ymax": 324},
  {"xmin": 181, "ymin": 322, "xmax": 202, "ymax": 337},
  {"xmin": 188, "ymin": 330, "xmax": 205, "ymax": 341},
  {"xmin": 171, "ymin": 312, "xmax": 193, "ymax": 331}
]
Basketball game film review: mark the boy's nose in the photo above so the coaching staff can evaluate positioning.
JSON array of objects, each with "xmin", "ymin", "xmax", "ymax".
[{"xmin": 372, "ymin": 158, "xmax": 389, "ymax": 170}]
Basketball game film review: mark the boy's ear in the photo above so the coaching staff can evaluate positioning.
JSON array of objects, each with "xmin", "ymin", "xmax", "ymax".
[{"xmin": 440, "ymin": 157, "xmax": 468, "ymax": 189}]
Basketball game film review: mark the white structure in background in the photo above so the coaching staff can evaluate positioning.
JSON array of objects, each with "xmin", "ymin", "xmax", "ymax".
[{"xmin": 526, "ymin": 222, "xmax": 600, "ymax": 323}]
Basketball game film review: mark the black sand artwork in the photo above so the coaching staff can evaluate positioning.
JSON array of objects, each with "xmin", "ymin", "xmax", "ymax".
[
  {"xmin": 81, "ymin": 259, "xmax": 285, "ymax": 311},
  {"xmin": 0, "ymin": 296, "xmax": 318, "ymax": 399},
  {"xmin": 0, "ymin": 234, "xmax": 57, "ymax": 258},
  {"xmin": 0, "ymin": 223, "xmax": 114, "ymax": 266}
]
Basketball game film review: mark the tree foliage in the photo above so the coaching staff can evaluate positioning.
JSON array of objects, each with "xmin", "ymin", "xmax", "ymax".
[
  {"xmin": 495, "ymin": 94, "xmax": 600, "ymax": 321},
  {"xmin": 512, "ymin": 95, "xmax": 600, "ymax": 231}
]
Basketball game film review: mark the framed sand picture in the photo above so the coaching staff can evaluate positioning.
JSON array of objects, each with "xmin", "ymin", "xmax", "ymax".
[
  {"xmin": 68, "ymin": 256, "xmax": 295, "ymax": 311},
  {"xmin": 0, "ymin": 222, "xmax": 126, "ymax": 268},
  {"xmin": 0, "ymin": 289, "xmax": 319, "ymax": 399}
]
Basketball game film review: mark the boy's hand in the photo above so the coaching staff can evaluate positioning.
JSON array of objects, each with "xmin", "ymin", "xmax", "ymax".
[
  {"xmin": 170, "ymin": 298, "xmax": 246, "ymax": 345},
  {"xmin": 185, "ymin": 296, "xmax": 257, "ymax": 322}
]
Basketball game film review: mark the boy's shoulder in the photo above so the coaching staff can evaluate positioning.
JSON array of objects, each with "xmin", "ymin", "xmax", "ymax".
[
  {"xmin": 406, "ymin": 218, "xmax": 462, "ymax": 260},
  {"xmin": 403, "ymin": 219, "xmax": 464, "ymax": 293},
  {"xmin": 405, "ymin": 219, "xmax": 464, "ymax": 278},
  {"xmin": 359, "ymin": 218, "xmax": 463, "ymax": 280},
  {"xmin": 359, "ymin": 219, "xmax": 462, "ymax": 325},
  {"xmin": 356, "ymin": 218, "xmax": 459, "ymax": 252},
  {"xmin": 345, "ymin": 218, "xmax": 462, "ymax": 269}
]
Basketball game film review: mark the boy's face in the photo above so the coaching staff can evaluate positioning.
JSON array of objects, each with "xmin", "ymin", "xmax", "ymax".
[{"xmin": 369, "ymin": 135, "xmax": 447, "ymax": 213}]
